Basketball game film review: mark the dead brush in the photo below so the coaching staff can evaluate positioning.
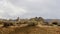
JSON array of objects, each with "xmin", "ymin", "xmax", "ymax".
[{"xmin": 3, "ymin": 22, "xmax": 13, "ymax": 28}]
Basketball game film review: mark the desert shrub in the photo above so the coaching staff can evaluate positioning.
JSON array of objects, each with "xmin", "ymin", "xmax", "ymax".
[
  {"xmin": 52, "ymin": 22, "xmax": 58, "ymax": 25},
  {"xmin": 27, "ymin": 21, "xmax": 38, "ymax": 26},
  {"xmin": 20, "ymin": 21, "xmax": 28, "ymax": 24},
  {"xmin": 58, "ymin": 25, "xmax": 60, "ymax": 26},
  {"xmin": 57, "ymin": 23, "xmax": 60, "ymax": 26},
  {"xmin": 28, "ymin": 22, "xmax": 35, "ymax": 26},
  {"xmin": 48, "ymin": 22, "xmax": 58, "ymax": 26},
  {"xmin": 3, "ymin": 22, "xmax": 13, "ymax": 27}
]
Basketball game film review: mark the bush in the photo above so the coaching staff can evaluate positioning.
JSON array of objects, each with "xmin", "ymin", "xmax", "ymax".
[
  {"xmin": 48, "ymin": 22, "xmax": 58, "ymax": 26},
  {"xmin": 3, "ymin": 22, "xmax": 13, "ymax": 27},
  {"xmin": 27, "ymin": 21, "xmax": 38, "ymax": 26},
  {"xmin": 52, "ymin": 22, "xmax": 58, "ymax": 25}
]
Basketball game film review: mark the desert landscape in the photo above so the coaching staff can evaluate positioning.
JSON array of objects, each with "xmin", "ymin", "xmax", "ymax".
[
  {"xmin": 0, "ymin": 0, "xmax": 58, "ymax": 34},
  {"xmin": 0, "ymin": 17, "xmax": 60, "ymax": 34}
]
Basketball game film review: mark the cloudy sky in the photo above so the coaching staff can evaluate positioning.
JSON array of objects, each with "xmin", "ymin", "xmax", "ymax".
[{"xmin": 0, "ymin": 0, "xmax": 59, "ymax": 19}]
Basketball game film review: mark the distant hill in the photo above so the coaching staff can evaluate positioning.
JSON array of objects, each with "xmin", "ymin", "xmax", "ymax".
[{"xmin": 45, "ymin": 19, "xmax": 60, "ymax": 22}]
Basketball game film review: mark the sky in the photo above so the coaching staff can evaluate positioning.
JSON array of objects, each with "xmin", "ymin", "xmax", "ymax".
[{"xmin": 0, "ymin": 0, "xmax": 59, "ymax": 19}]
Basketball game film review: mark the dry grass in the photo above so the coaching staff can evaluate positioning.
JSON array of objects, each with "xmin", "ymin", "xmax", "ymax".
[
  {"xmin": 0, "ymin": 26, "xmax": 60, "ymax": 34},
  {"xmin": 0, "ymin": 17, "xmax": 60, "ymax": 34}
]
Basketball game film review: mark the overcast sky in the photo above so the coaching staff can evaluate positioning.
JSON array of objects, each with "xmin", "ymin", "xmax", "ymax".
[{"xmin": 0, "ymin": 0, "xmax": 59, "ymax": 19}]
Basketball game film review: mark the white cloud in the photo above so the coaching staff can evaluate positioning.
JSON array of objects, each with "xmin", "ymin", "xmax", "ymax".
[
  {"xmin": 0, "ymin": 0, "xmax": 59, "ymax": 19},
  {"xmin": 0, "ymin": 0, "xmax": 27, "ymax": 19}
]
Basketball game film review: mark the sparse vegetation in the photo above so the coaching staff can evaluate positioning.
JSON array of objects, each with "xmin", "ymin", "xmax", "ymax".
[
  {"xmin": 3, "ymin": 22, "xmax": 13, "ymax": 27},
  {"xmin": 27, "ymin": 21, "xmax": 38, "ymax": 26},
  {"xmin": 0, "ymin": 17, "xmax": 60, "ymax": 34},
  {"xmin": 52, "ymin": 22, "xmax": 58, "ymax": 25}
]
